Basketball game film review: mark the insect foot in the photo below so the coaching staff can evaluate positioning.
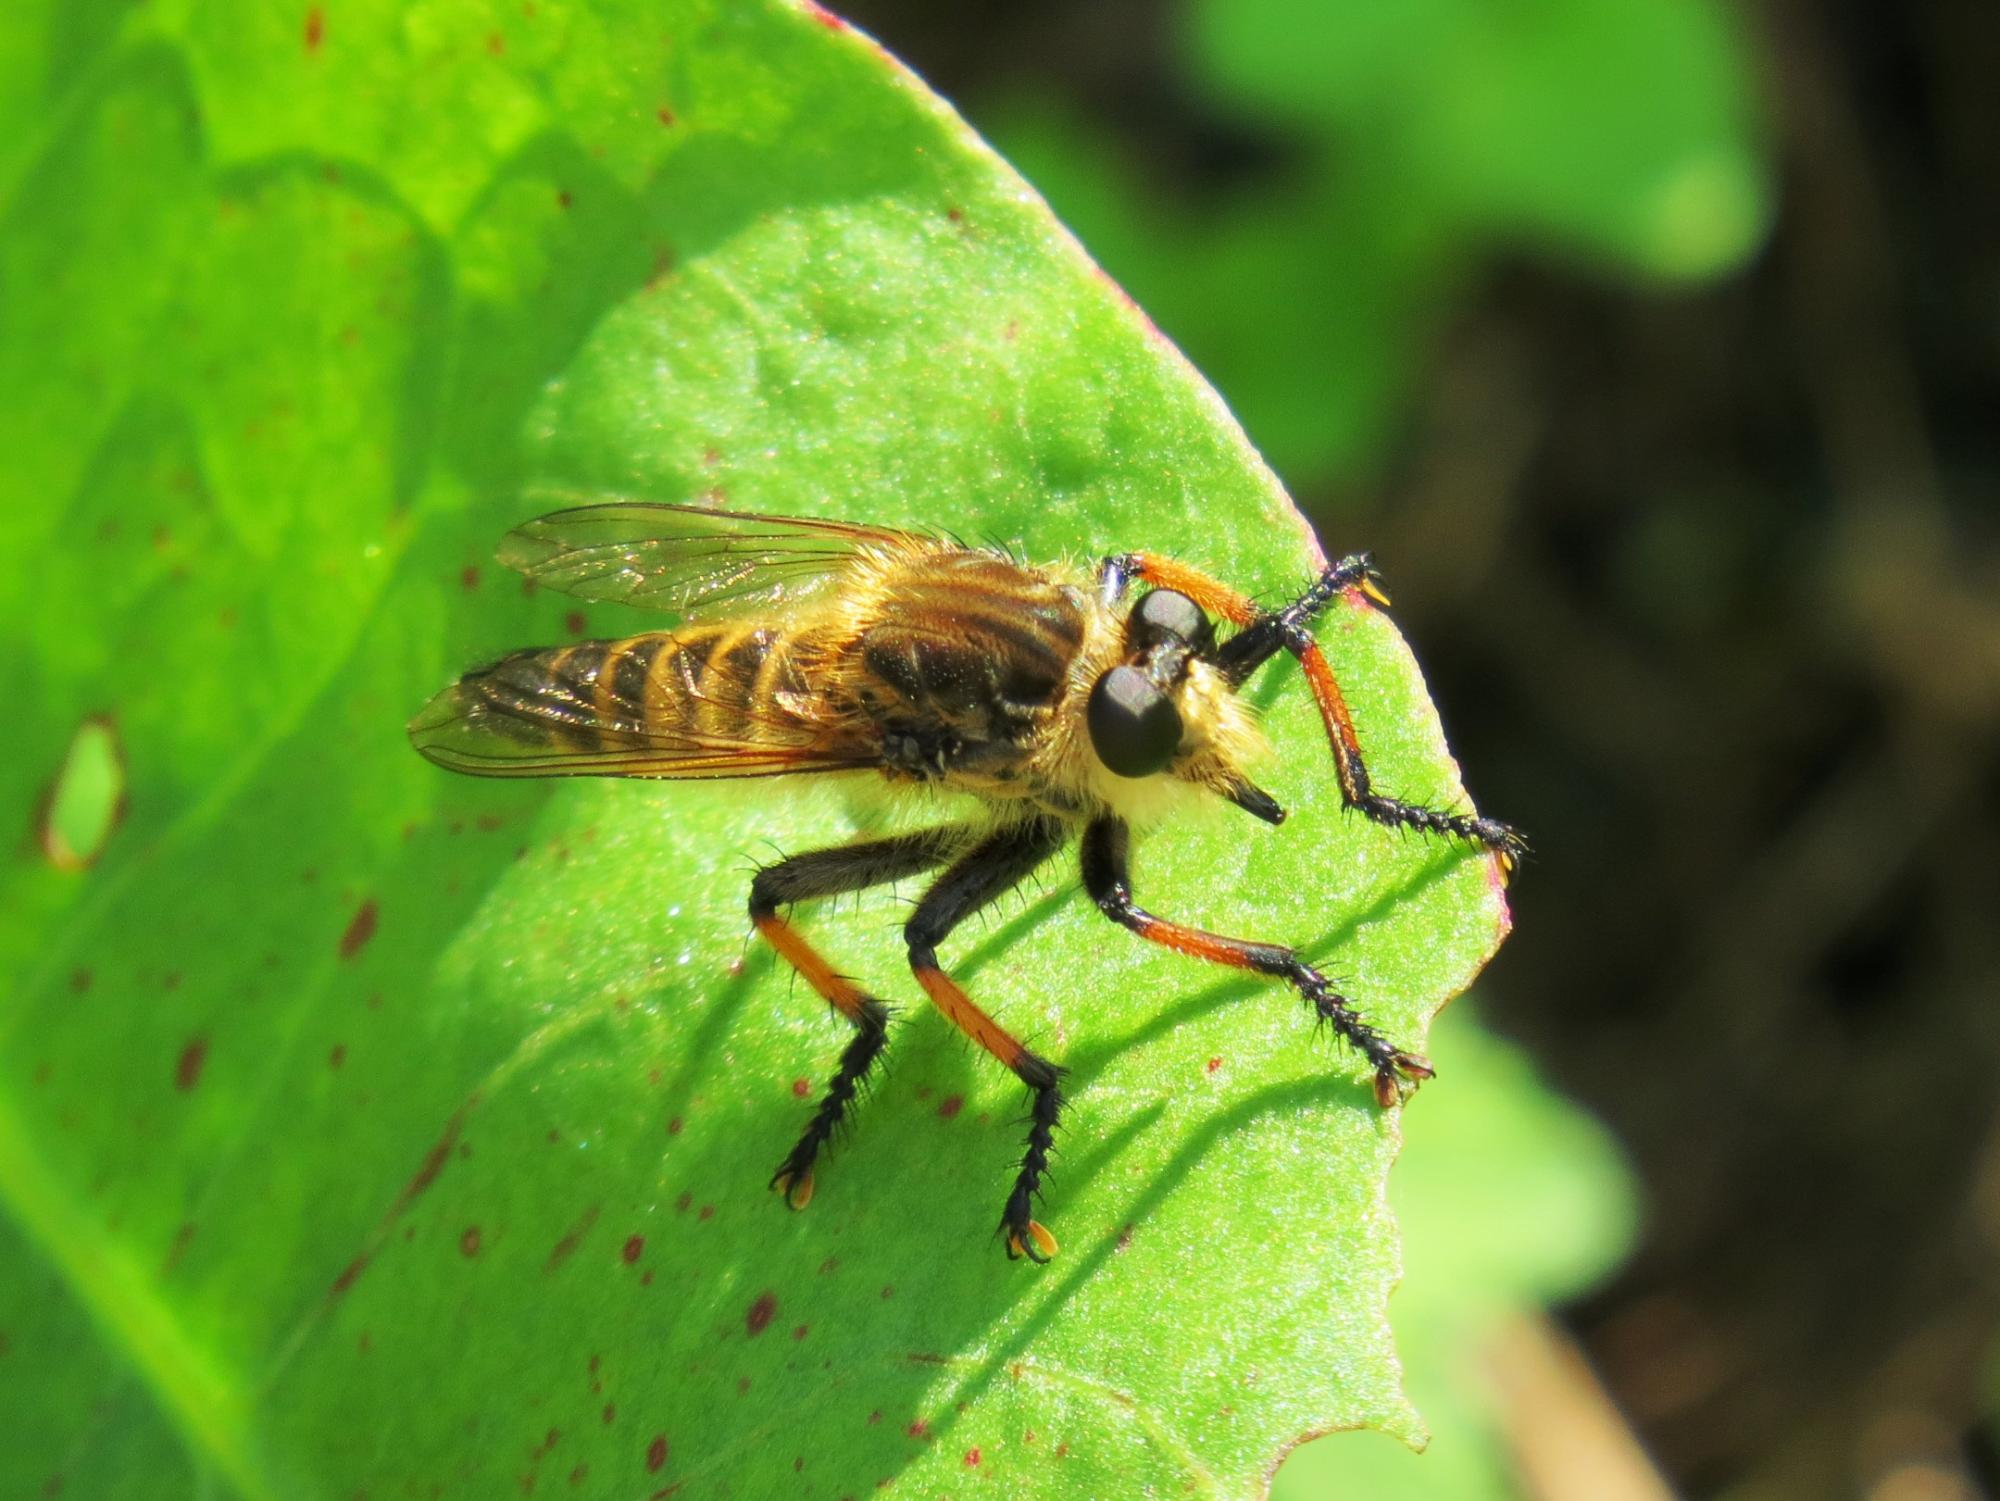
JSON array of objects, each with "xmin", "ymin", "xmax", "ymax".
[
  {"xmin": 1372, "ymin": 1050, "xmax": 1436, "ymax": 1110},
  {"xmin": 1000, "ymin": 1064, "xmax": 1065, "ymax": 1264},
  {"xmin": 1470, "ymin": 818, "xmax": 1531, "ymax": 872},
  {"xmin": 1004, "ymin": 1217, "xmax": 1060, "ymax": 1264},
  {"xmin": 770, "ymin": 1165, "xmax": 816, "ymax": 1211},
  {"xmin": 1288, "ymin": 962, "xmax": 1434, "ymax": 1108}
]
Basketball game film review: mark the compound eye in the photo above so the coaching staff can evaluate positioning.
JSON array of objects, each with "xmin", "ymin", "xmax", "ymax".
[
  {"xmin": 1130, "ymin": 588, "xmax": 1215, "ymax": 652},
  {"xmin": 1087, "ymin": 665, "xmax": 1184, "ymax": 778}
]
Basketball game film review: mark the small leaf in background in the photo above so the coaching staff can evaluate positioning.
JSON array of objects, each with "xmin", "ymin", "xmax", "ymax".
[{"xmin": 0, "ymin": 2, "xmax": 1513, "ymax": 1498}]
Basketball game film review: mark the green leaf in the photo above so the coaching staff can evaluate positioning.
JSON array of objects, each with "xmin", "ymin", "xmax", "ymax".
[
  {"xmin": 0, "ymin": 3, "xmax": 1509, "ymax": 1497},
  {"xmin": 1273, "ymin": 1007, "xmax": 1636, "ymax": 1499}
]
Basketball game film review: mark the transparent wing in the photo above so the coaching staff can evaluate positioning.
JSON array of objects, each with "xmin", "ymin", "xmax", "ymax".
[{"xmin": 498, "ymin": 492, "xmax": 922, "ymax": 620}]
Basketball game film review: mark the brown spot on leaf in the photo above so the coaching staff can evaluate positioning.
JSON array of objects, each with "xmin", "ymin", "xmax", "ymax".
[
  {"xmin": 646, "ymin": 1435, "xmax": 667, "ymax": 1472},
  {"xmin": 744, "ymin": 1292, "xmax": 776, "ymax": 1336},
  {"xmin": 601, "ymin": 1403, "xmax": 615, "ymax": 1425},
  {"xmin": 69, "ymin": 969, "xmax": 91, "ymax": 994},
  {"xmin": 460, "ymin": 565, "xmax": 481, "ymax": 591},
  {"xmin": 937, "ymin": 1094, "xmax": 963, "ymax": 1119},
  {"xmin": 791, "ymin": 1077, "xmax": 810, "ymax": 1099},
  {"xmin": 304, "ymin": 7, "xmax": 324, "ymax": 52},
  {"xmin": 666, "ymin": 1117, "xmax": 682, "ymax": 1135},
  {"xmin": 1207, "ymin": 1055, "xmax": 1223, "ymax": 1074},
  {"xmin": 406, "ymin": 1113, "xmax": 464, "ymax": 1201},
  {"xmin": 460, "ymin": 1226, "xmax": 482, "ymax": 1257},
  {"xmin": 175, "ymin": 1036, "xmax": 208, "ymax": 1092},
  {"xmin": 621, "ymin": 1235, "xmax": 644, "ymax": 1264},
  {"xmin": 656, "ymin": 106, "xmax": 675, "ymax": 126},
  {"xmin": 544, "ymin": 1204, "xmax": 600, "ymax": 1273},
  {"xmin": 563, "ymin": 610, "xmax": 587, "ymax": 636},
  {"xmin": 791, "ymin": 1324, "xmax": 808, "ymax": 1341},
  {"xmin": 339, "ymin": 899, "xmax": 378, "ymax": 960},
  {"xmin": 963, "ymin": 1447, "xmax": 980, "ymax": 1467},
  {"xmin": 329, "ymin": 1044, "xmax": 346, "ymax": 1070}
]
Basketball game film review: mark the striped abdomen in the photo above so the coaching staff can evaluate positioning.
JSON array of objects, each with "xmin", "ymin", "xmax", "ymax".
[{"xmin": 409, "ymin": 622, "xmax": 857, "ymax": 777}]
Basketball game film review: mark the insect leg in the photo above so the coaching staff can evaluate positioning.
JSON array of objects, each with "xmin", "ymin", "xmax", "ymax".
[
  {"xmin": 901, "ymin": 815, "xmax": 1071, "ymax": 1263},
  {"xmin": 750, "ymin": 828, "xmax": 965, "ymax": 1209},
  {"xmin": 1080, "ymin": 816, "xmax": 1435, "ymax": 1109},
  {"xmin": 1118, "ymin": 551, "xmax": 1526, "ymax": 868},
  {"xmin": 1098, "ymin": 551, "xmax": 1264, "ymax": 624}
]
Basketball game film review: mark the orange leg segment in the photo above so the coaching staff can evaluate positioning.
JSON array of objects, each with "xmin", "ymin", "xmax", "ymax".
[
  {"xmin": 1108, "ymin": 552, "xmax": 1263, "ymax": 627},
  {"xmin": 749, "ymin": 829, "xmax": 961, "ymax": 1210},
  {"xmin": 902, "ymin": 816, "xmax": 1070, "ymax": 1264},
  {"xmin": 911, "ymin": 962, "xmax": 1034, "ymax": 1076}
]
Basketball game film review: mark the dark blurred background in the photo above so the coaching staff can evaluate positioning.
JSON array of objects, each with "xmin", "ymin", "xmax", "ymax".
[{"xmin": 837, "ymin": 1, "xmax": 2000, "ymax": 1497}]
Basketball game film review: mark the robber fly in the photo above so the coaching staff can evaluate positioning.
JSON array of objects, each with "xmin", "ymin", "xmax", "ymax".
[{"xmin": 409, "ymin": 497, "xmax": 1524, "ymax": 1262}]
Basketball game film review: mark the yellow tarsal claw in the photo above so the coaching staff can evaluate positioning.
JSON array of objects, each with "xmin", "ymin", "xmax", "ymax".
[
  {"xmin": 1006, "ymin": 1220, "xmax": 1059, "ymax": 1264},
  {"xmin": 1359, "ymin": 576, "xmax": 1393, "ymax": 608},
  {"xmin": 774, "ymin": 1169, "xmax": 815, "ymax": 1211}
]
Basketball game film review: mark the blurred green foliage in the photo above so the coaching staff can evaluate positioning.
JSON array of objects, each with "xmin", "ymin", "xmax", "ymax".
[{"xmin": 987, "ymin": 0, "xmax": 1767, "ymax": 486}]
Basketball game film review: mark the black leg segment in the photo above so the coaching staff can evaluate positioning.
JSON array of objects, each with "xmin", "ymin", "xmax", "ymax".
[
  {"xmin": 902, "ymin": 815, "xmax": 1073, "ymax": 1262},
  {"xmin": 750, "ymin": 827, "xmax": 965, "ymax": 1208}
]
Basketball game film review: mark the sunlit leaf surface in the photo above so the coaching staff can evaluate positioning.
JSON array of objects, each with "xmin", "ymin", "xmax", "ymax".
[{"xmin": 0, "ymin": 2, "xmax": 1509, "ymax": 1495}]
